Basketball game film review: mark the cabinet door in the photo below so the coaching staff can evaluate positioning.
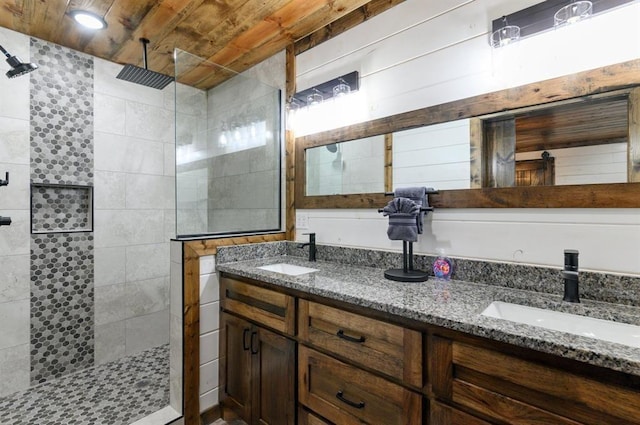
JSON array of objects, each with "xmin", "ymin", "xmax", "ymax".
[
  {"xmin": 220, "ymin": 312, "xmax": 253, "ymax": 422},
  {"xmin": 252, "ymin": 326, "xmax": 296, "ymax": 425}
]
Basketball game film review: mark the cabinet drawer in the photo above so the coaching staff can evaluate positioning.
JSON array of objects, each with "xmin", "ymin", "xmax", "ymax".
[
  {"xmin": 429, "ymin": 400, "xmax": 492, "ymax": 425},
  {"xmin": 298, "ymin": 407, "xmax": 333, "ymax": 425},
  {"xmin": 431, "ymin": 336, "xmax": 640, "ymax": 425},
  {"xmin": 221, "ymin": 276, "xmax": 295, "ymax": 335},
  {"xmin": 298, "ymin": 300, "xmax": 422, "ymax": 387},
  {"xmin": 299, "ymin": 345, "xmax": 422, "ymax": 425}
]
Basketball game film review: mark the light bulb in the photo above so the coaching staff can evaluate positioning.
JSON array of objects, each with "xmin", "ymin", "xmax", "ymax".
[{"xmin": 70, "ymin": 10, "xmax": 107, "ymax": 30}]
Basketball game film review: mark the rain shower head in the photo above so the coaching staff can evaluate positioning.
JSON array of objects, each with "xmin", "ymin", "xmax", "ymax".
[
  {"xmin": 116, "ymin": 38, "xmax": 174, "ymax": 90},
  {"xmin": 0, "ymin": 44, "xmax": 38, "ymax": 79}
]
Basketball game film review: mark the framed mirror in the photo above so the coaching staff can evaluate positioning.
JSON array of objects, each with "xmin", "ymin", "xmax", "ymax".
[
  {"xmin": 305, "ymin": 135, "xmax": 387, "ymax": 196},
  {"xmin": 295, "ymin": 58, "xmax": 640, "ymax": 209}
]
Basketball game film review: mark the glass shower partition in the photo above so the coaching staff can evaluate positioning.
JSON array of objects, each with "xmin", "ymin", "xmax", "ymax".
[{"xmin": 174, "ymin": 49, "xmax": 282, "ymax": 237}]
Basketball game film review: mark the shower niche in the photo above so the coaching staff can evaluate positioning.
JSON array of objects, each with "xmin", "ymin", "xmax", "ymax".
[{"xmin": 30, "ymin": 183, "xmax": 93, "ymax": 234}]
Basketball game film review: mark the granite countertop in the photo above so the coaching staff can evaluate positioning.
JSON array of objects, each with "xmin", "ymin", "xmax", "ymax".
[{"xmin": 216, "ymin": 255, "xmax": 640, "ymax": 377}]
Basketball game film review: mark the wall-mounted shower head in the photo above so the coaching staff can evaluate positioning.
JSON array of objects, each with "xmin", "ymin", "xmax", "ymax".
[{"xmin": 0, "ymin": 44, "xmax": 38, "ymax": 79}]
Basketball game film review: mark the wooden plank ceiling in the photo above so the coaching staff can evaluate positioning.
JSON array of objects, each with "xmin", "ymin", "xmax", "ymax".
[{"xmin": 0, "ymin": 0, "xmax": 373, "ymax": 89}]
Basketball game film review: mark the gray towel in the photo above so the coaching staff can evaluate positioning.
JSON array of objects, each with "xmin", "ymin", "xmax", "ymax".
[
  {"xmin": 382, "ymin": 197, "xmax": 420, "ymax": 242},
  {"xmin": 394, "ymin": 187, "xmax": 430, "ymax": 234}
]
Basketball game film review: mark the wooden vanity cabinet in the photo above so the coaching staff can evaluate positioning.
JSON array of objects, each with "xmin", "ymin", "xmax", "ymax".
[
  {"xmin": 219, "ymin": 272, "xmax": 640, "ymax": 425},
  {"xmin": 220, "ymin": 276, "xmax": 296, "ymax": 425},
  {"xmin": 429, "ymin": 334, "xmax": 640, "ymax": 425}
]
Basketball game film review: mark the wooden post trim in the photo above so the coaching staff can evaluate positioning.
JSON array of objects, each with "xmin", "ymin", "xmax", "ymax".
[
  {"xmin": 629, "ymin": 88, "xmax": 640, "ymax": 182},
  {"xmin": 384, "ymin": 133, "xmax": 393, "ymax": 193},
  {"xmin": 183, "ymin": 243, "xmax": 200, "ymax": 425}
]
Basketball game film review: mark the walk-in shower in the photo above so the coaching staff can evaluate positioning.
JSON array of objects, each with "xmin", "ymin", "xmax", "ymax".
[{"xmin": 0, "ymin": 33, "xmax": 180, "ymax": 425}]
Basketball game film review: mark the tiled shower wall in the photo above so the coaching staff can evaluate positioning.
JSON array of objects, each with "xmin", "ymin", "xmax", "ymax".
[
  {"xmin": 0, "ymin": 27, "xmax": 31, "ymax": 398},
  {"xmin": 29, "ymin": 38, "xmax": 95, "ymax": 383},
  {"xmin": 0, "ymin": 26, "xmax": 175, "ymax": 397},
  {"xmin": 93, "ymin": 56, "xmax": 175, "ymax": 366}
]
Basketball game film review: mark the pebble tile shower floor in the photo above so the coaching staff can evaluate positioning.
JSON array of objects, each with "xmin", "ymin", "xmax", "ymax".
[{"xmin": 0, "ymin": 344, "xmax": 169, "ymax": 425}]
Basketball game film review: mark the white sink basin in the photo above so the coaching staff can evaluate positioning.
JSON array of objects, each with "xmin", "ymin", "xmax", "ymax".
[
  {"xmin": 481, "ymin": 301, "xmax": 640, "ymax": 348},
  {"xmin": 257, "ymin": 263, "xmax": 319, "ymax": 276}
]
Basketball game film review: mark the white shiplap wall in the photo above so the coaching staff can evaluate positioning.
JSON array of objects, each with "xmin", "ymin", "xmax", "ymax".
[
  {"xmin": 393, "ymin": 120, "xmax": 471, "ymax": 190},
  {"xmin": 516, "ymin": 144, "xmax": 628, "ymax": 186},
  {"xmin": 198, "ymin": 255, "xmax": 220, "ymax": 413},
  {"xmin": 295, "ymin": 0, "xmax": 640, "ymax": 276}
]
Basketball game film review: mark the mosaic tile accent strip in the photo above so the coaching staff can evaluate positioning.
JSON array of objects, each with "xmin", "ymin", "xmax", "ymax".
[
  {"xmin": 30, "ymin": 38, "xmax": 93, "ymax": 185},
  {"xmin": 30, "ymin": 233, "xmax": 94, "ymax": 384},
  {"xmin": 31, "ymin": 184, "xmax": 93, "ymax": 233},
  {"xmin": 0, "ymin": 344, "xmax": 170, "ymax": 425}
]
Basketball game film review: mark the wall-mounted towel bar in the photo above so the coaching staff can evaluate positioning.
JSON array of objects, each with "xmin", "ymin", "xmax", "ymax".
[
  {"xmin": 377, "ymin": 207, "xmax": 433, "ymax": 213},
  {"xmin": 384, "ymin": 189, "xmax": 438, "ymax": 196}
]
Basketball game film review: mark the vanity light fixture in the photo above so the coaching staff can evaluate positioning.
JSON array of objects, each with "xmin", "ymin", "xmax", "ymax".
[
  {"xmin": 70, "ymin": 10, "xmax": 108, "ymax": 30},
  {"xmin": 490, "ymin": 0, "xmax": 629, "ymax": 47},
  {"xmin": 490, "ymin": 16, "xmax": 520, "ymax": 48},
  {"xmin": 554, "ymin": 1, "xmax": 593, "ymax": 26},
  {"xmin": 290, "ymin": 71, "xmax": 359, "ymax": 109},
  {"xmin": 332, "ymin": 78, "xmax": 351, "ymax": 98},
  {"xmin": 307, "ymin": 88, "xmax": 323, "ymax": 106}
]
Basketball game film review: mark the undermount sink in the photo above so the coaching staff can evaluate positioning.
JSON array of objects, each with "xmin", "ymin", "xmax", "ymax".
[
  {"xmin": 481, "ymin": 301, "xmax": 640, "ymax": 348},
  {"xmin": 257, "ymin": 263, "xmax": 319, "ymax": 276}
]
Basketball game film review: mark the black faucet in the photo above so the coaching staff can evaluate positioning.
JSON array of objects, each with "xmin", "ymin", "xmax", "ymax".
[
  {"xmin": 563, "ymin": 249, "xmax": 580, "ymax": 303},
  {"xmin": 299, "ymin": 233, "xmax": 316, "ymax": 262}
]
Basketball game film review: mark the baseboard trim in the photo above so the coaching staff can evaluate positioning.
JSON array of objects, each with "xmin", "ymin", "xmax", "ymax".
[{"xmin": 200, "ymin": 405, "xmax": 221, "ymax": 425}]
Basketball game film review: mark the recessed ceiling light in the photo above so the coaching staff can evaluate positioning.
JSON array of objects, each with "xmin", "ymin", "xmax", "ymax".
[{"xmin": 70, "ymin": 10, "xmax": 107, "ymax": 30}]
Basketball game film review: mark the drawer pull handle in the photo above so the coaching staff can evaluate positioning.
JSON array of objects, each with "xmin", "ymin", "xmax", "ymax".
[
  {"xmin": 336, "ymin": 330, "xmax": 366, "ymax": 343},
  {"xmin": 336, "ymin": 391, "xmax": 365, "ymax": 409},
  {"xmin": 242, "ymin": 328, "xmax": 251, "ymax": 351}
]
